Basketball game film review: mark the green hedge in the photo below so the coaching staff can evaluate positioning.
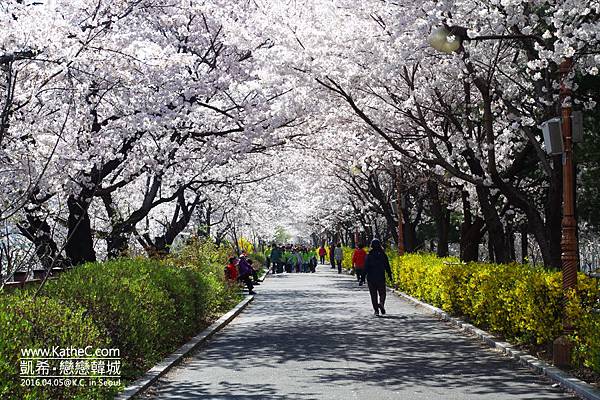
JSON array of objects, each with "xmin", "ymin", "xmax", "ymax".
[
  {"xmin": 0, "ymin": 239, "xmax": 241, "ymax": 399},
  {"xmin": 0, "ymin": 293, "xmax": 111, "ymax": 400},
  {"xmin": 391, "ymin": 253, "xmax": 600, "ymax": 372}
]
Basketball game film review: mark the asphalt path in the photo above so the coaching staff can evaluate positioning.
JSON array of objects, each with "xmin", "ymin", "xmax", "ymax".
[{"xmin": 142, "ymin": 264, "xmax": 576, "ymax": 400}]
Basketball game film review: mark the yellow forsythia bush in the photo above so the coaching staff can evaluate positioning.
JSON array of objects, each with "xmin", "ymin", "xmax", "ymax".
[{"xmin": 390, "ymin": 253, "xmax": 600, "ymax": 371}]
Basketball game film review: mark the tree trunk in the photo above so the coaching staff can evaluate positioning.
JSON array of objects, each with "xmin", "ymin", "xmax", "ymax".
[
  {"xmin": 428, "ymin": 180, "xmax": 450, "ymax": 257},
  {"xmin": 18, "ymin": 214, "xmax": 67, "ymax": 270},
  {"xmin": 65, "ymin": 195, "xmax": 96, "ymax": 265},
  {"xmin": 476, "ymin": 186, "xmax": 509, "ymax": 263},
  {"xmin": 507, "ymin": 225, "xmax": 516, "ymax": 262},
  {"xmin": 106, "ymin": 233, "xmax": 129, "ymax": 258},
  {"xmin": 487, "ymin": 233, "xmax": 495, "ymax": 263},
  {"xmin": 404, "ymin": 219, "xmax": 419, "ymax": 252},
  {"xmin": 459, "ymin": 190, "xmax": 484, "ymax": 262},
  {"xmin": 460, "ymin": 217, "xmax": 484, "ymax": 262},
  {"xmin": 146, "ymin": 195, "xmax": 200, "ymax": 256},
  {"xmin": 521, "ymin": 224, "xmax": 528, "ymax": 264}
]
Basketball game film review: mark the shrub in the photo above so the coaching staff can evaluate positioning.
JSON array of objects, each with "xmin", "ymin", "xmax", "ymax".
[
  {"xmin": 391, "ymin": 253, "xmax": 600, "ymax": 371},
  {"xmin": 0, "ymin": 293, "xmax": 115, "ymax": 400},
  {"xmin": 171, "ymin": 237, "xmax": 230, "ymax": 272},
  {"xmin": 45, "ymin": 260, "xmax": 179, "ymax": 378},
  {"xmin": 250, "ymin": 251, "xmax": 266, "ymax": 266},
  {"xmin": 45, "ymin": 255, "xmax": 239, "ymax": 380},
  {"xmin": 566, "ymin": 278, "xmax": 600, "ymax": 371},
  {"xmin": 1, "ymin": 238, "xmax": 241, "ymax": 399}
]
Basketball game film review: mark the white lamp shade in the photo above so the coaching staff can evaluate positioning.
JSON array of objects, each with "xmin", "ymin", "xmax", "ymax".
[{"xmin": 428, "ymin": 27, "xmax": 462, "ymax": 53}]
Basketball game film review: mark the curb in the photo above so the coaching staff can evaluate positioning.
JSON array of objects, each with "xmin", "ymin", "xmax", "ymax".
[
  {"xmin": 258, "ymin": 270, "xmax": 268, "ymax": 281},
  {"xmin": 115, "ymin": 295, "xmax": 254, "ymax": 400},
  {"xmin": 391, "ymin": 289, "xmax": 600, "ymax": 400}
]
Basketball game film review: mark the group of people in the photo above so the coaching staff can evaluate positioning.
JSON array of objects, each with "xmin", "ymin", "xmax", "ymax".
[
  {"xmin": 323, "ymin": 243, "xmax": 344, "ymax": 274},
  {"xmin": 227, "ymin": 239, "xmax": 393, "ymax": 317},
  {"xmin": 225, "ymin": 254, "xmax": 260, "ymax": 295},
  {"xmin": 268, "ymin": 244, "xmax": 319, "ymax": 274}
]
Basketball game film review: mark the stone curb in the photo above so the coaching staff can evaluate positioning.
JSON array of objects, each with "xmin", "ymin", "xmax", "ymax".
[
  {"xmin": 258, "ymin": 269, "xmax": 268, "ymax": 281},
  {"xmin": 391, "ymin": 288, "xmax": 600, "ymax": 400},
  {"xmin": 115, "ymin": 295, "xmax": 254, "ymax": 400}
]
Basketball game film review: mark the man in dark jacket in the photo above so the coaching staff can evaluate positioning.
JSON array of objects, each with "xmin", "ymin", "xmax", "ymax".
[
  {"xmin": 364, "ymin": 239, "xmax": 392, "ymax": 316},
  {"xmin": 270, "ymin": 244, "xmax": 282, "ymax": 274},
  {"xmin": 329, "ymin": 243, "xmax": 336, "ymax": 269}
]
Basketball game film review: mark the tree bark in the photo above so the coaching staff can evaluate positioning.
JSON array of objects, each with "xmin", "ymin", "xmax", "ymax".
[
  {"xmin": 459, "ymin": 190, "xmax": 484, "ymax": 262},
  {"xmin": 428, "ymin": 180, "xmax": 450, "ymax": 257},
  {"xmin": 476, "ymin": 185, "xmax": 509, "ymax": 263},
  {"xmin": 143, "ymin": 194, "xmax": 201, "ymax": 256},
  {"xmin": 65, "ymin": 195, "xmax": 96, "ymax": 265},
  {"xmin": 18, "ymin": 214, "xmax": 67, "ymax": 270},
  {"xmin": 521, "ymin": 223, "xmax": 528, "ymax": 264},
  {"xmin": 507, "ymin": 225, "xmax": 516, "ymax": 262}
]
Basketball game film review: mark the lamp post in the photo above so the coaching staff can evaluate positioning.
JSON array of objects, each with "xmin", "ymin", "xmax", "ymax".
[
  {"xmin": 553, "ymin": 57, "xmax": 579, "ymax": 367},
  {"xmin": 428, "ymin": 26, "xmax": 579, "ymax": 366},
  {"xmin": 558, "ymin": 58, "xmax": 579, "ymax": 292}
]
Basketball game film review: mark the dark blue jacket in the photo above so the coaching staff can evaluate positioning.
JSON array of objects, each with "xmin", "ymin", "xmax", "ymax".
[{"xmin": 364, "ymin": 249, "xmax": 392, "ymax": 284}]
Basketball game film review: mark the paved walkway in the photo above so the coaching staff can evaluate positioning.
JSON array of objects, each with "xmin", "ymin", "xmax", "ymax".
[{"xmin": 142, "ymin": 265, "xmax": 576, "ymax": 400}]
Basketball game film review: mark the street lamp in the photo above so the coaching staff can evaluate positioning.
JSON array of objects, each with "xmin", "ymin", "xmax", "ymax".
[
  {"xmin": 428, "ymin": 25, "xmax": 579, "ymax": 367},
  {"xmin": 428, "ymin": 26, "xmax": 464, "ymax": 53},
  {"xmin": 428, "ymin": 25, "xmax": 541, "ymax": 54}
]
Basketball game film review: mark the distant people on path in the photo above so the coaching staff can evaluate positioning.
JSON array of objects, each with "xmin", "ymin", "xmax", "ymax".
[
  {"xmin": 318, "ymin": 246, "xmax": 326, "ymax": 264},
  {"xmin": 238, "ymin": 254, "xmax": 256, "ymax": 295},
  {"xmin": 284, "ymin": 246, "xmax": 294, "ymax": 273},
  {"xmin": 352, "ymin": 243, "xmax": 367, "ymax": 286},
  {"xmin": 270, "ymin": 244, "xmax": 283, "ymax": 274},
  {"xmin": 364, "ymin": 239, "xmax": 392, "ymax": 316},
  {"xmin": 310, "ymin": 250, "xmax": 317, "ymax": 273},
  {"xmin": 334, "ymin": 243, "xmax": 343, "ymax": 274},
  {"xmin": 294, "ymin": 248, "xmax": 303, "ymax": 273},
  {"xmin": 265, "ymin": 244, "xmax": 322, "ymax": 274},
  {"xmin": 300, "ymin": 248, "xmax": 309, "ymax": 272},
  {"xmin": 329, "ymin": 243, "xmax": 336, "ymax": 269}
]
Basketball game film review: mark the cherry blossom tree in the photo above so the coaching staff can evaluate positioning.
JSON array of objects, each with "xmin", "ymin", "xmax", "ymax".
[{"xmin": 2, "ymin": 0, "xmax": 599, "ymax": 277}]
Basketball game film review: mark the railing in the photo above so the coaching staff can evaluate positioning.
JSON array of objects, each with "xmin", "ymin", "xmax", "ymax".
[{"xmin": 1, "ymin": 267, "xmax": 67, "ymax": 290}]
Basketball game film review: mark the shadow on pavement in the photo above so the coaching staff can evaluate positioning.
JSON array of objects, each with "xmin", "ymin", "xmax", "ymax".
[{"xmin": 145, "ymin": 266, "xmax": 573, "ymax": 399}]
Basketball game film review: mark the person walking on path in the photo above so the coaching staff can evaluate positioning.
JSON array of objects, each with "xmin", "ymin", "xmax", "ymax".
[
  {"xmin": 318, "ymin": 245, "xmax": 326, "ymax": 264},
  {"xmin": 352, "ymin": 243, "xmax": 367, "ymax": 286},
  {"xmin": 329, "ymin": 243, "xmax": 336, "ymax": 269},
  {"xmin": 310, "ymin": 249, "xmax": 318, "ymax": 273},
  {"xmin": 294, "ymin": 248, "xmax": 303, "ymax": 273},
  {"xmin": 283, "ymin": 247, "xmax": 293, "ymax": 273},
  {"xmin": 364, "ymin": 239, "xmax": 392, "ymax": 316},
  {"xmin": 334, "ymin": 243, "xmax": 343, "ymax": 274},
  {"xmin": 270, "ymin": 244, "xmax": 282, "ymax": 274}
]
